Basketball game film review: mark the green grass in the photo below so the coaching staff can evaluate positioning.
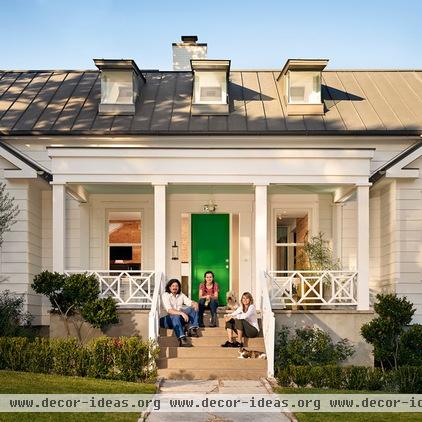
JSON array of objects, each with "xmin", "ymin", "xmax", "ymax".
[
  {"xmin": 0, "ymin": 370, "xmax": 156, "ymax": 422},
  {"xmin": 276, "ymin": 387, "xmax": 421, "ymax": 422}
]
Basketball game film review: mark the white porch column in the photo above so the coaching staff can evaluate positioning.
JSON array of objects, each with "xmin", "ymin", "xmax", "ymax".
[
  {"xmin": 357, "ymin": 184, "xmax": 370, "ymax": 310},
  {"xmin": 154, "ymin": 184, "xmax": 167, "ymax": 276},
  {"xmin": 79, "ymin": 202, "xmax": 90, "ymax": 270},
  {"xmin": 254, "ymin": 184, "xmax": 268, "ymax": 310},
  {"xmin": 333, "ymin": 203, "xmax": 343, "ymax": 261},
  {"xmin": 52, "ymin": 184, "xmax": 66, "ymax": 273}
]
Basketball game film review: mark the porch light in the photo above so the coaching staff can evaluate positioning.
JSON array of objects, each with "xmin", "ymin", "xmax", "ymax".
[
  {"xmin": 203, "ymin": 201, "xmax": 217, "ymax": 213},
  {"xmin": 171, "ymin": 241, "xmax": 179, "ymax": 260}
]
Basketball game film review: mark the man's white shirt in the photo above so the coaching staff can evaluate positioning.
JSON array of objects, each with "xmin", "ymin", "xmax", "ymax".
[{"xmin": 162, "ymin": 292, "xmax": 193, "ymax": 313}]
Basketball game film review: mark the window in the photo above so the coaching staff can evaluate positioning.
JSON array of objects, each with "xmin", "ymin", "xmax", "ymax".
[
  {"xmin": 94, "ymin": 59, "xmax": 144, "ymax": 115},
  {"xmin": 101, "ymin": 71, "xmax": 134, "ymax": 104},
  {"xmin": 191, "ymin": 59, "xmax": 230, "ymax": 115},
  {"xmin": 287, "ymin": 71, "xmax": 321, "ymax": 104},
  {"xmin": 274, "ymin": 214, "xmax": 308, "ymax": 271},
  {"xmin": 278, "ymin": 59, "xmax": 328, "ymax": 115},
  {"xmin": 194, "ymin": 71, "xmax": 226, "ymax": 104},
  {"xmin": 108, "ymin": 211, "xmax": 142, "ymax": 271}
]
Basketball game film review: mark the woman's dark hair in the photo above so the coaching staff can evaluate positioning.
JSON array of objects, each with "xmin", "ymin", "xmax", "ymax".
[
  {"xmin": 203, "ymin": 271, "xmax": 215, "ymax": 282},
  {"xmin": 241, "ymin": 292, "xmax": 254, "ymax": 312},
  {"xmin": 203, "ymin": 271, "xmax": 215, "ymax": 289},
  {"xmin": 165, "ymin": 278, "xmax": 181, "ymax": 294}
]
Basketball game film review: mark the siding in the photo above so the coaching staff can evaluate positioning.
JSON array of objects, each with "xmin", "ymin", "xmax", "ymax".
[
  {"xmin": 0, "ymin": 179, "xmax": 45, "ymax": 324},
  {"xmin": 395, "ymin": 157, "xmax": 422, "ymax": 323}
]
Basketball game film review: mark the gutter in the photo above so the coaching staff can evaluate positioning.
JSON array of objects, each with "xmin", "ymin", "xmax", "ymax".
[
  {"xmin": 0, "ymin": 130, "xmax": 422, "ymax": 137},
  {"xmin": 369, "ymin": 138, "xmax": 422, "ymax": 184},
  {"xmin": 0, "ymin": 140, "xmax": 52, "ymax": 182}
]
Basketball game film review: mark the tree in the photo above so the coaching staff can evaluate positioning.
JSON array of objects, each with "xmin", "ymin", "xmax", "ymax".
[
  {"xmin": 31, "ymin": 271, "xmax": 119, "ymax": 343},
  {"xmin": 361, "ymin": 293, "xmax": 416, "ymax": 370},
  {"xmin": 0, "ymin": 182, "xmax": 19, "ymax": 248},
  {"xmin": 301, "ymin": 232, "xmax": 341, "ymax": 271}
]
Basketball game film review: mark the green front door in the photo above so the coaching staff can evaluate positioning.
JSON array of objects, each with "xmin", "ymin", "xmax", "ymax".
[{"xmin": 191, "ymin": 214, "xmax": 230, "ymax": 305}]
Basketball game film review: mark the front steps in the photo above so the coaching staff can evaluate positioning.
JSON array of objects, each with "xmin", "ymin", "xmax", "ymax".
[{"xmin": 157, "ymin": 312, "xmax": 267, "ymax": 380}]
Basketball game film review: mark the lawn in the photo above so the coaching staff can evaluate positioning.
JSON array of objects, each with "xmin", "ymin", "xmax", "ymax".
[
  {"xmin": 276, "ymin": 387, "xmax": 421, "ymax": 422},
  {"xmin": 0, "ymin": 370, "xmax": 156, "ymax": 422}
]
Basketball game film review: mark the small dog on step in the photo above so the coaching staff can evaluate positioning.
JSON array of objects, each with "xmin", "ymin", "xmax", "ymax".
[
  {"xmin": 226, "ymin": 291, "xmax": 239, "ymax": 310},
  {"xmin": 238, "ymin": 347, "xmax": 267, "ymax": 359}
]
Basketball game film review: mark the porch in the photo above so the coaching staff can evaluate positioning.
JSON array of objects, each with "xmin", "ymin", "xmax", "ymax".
[{"xmin": 46, "ymin": 146, "xmax": 375, "ymax": 377}]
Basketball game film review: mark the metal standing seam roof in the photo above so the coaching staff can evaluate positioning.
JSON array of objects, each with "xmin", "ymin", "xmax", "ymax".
[{"xmin": 0, "ymin": 69, "xmax": 422, "ymax": 136}]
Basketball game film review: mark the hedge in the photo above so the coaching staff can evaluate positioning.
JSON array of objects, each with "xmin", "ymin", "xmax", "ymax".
[
  {"xmin": 0, "ymin": 336, "xmax": 158, "ymax": 382},
  {"xmin": 277, "ymin": 365, "xmax": 422, "ymax": 393}
]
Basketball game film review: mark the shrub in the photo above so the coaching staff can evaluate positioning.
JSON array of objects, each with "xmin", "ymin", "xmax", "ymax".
[
  {"xmin": 86, "ymin": 336, "xmax": 158, "ymax": 381},
  {"xmin": 343, "ymin": 366, "xmax": 370, "ymax": 390},
  {"xmin": 276, "ymin": 365, "xmax": 422, "ymax": 393},
  {"xmin": 31, "ymin": 271, "xmax": 119, "ymax": 342},
  {"xmin": 361, "ymin": 293, "xmax": 417, "ymax": 370},
  {"xmin": 0, "ymin": 336, "xmax": 157, "ymax": 382},
  {"xmin": 0, "ymin": 290, "xmax": 32, "ymax": 337},
  {"xmin": 287, "ymin": 366, "xmax": 312, "ymax": 387},
  {"xmin": 27, "ymin": 337, "xmax": 53, "ymax": 373},
  {"xmin": 388, "ymin": 366, "xmax": 422, "ymax": 394},
  {"xmin": 275, "ymin": 325, "xmax": 354, "ymax": 370},
  {"xmin": 399, "ymin": 324, "xmax": 422, "ymax": 366}
]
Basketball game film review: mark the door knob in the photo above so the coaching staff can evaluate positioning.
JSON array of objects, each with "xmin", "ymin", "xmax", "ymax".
[
  {"xmin": 225, "ymin": 265, "xmax": 229, "ymax": 269},
  {"xmin": 225, "ymin": 259, "xmax": 229, "ymax": 263}
]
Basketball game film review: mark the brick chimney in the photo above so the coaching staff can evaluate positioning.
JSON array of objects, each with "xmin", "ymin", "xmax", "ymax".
[{"xmin": 172, "ymin": 35, "xmax": 207, "ymax": 71}]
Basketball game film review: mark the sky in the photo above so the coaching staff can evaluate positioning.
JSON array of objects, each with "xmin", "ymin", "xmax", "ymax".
[{"xmin": 1, "ymin": 0, "xmax": 422, "ymax": 71}]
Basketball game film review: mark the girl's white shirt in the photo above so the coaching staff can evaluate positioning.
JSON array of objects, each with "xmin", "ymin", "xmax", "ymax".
[{"xmin": 228, "ymin": 304, "xmax": 259, "ymax": 332}]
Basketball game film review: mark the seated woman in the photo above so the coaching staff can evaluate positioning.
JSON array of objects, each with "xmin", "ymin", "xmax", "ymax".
[
  {"xmin": 160, "ymin": 278, "xmax": 199, "ymax": 347},
  {"xmin": 221, "ymin": 292, "xmax": 259, "ymax": 347},
  {"xmin": 198, "ymin": 271, "xmax": 219, "ymax": 327}
]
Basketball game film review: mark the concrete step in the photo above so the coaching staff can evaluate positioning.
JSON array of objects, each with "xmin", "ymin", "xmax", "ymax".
[
  {"xmin": 158, "ymin": 336, "xmax": 265, "ymax": 348},
  {"xmin": 160, "ymin": 326, "xmax": 230, "ymax": 336},
  {"xmin": 159, "ymin": 346, "xmax": 266, "ymax": 358},
  {"xmin": 158, "ymin": 357, "xmax": 267, "ymax": 370},
  {"xmin": 157, "ymin": 368, "xmax": 267, "ymax": 380}
]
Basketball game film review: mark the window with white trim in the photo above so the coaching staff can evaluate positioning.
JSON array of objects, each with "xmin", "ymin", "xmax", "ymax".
[
  {"xmin": 108, "ymin": 211, "xmax": 142, "ymax": 271},
  {"xmin": 193, "ymin": 71, "xmax": 227, "ymax": 104},
  {"xmin": 274, "ymin": 214, "xmax": 308, "ymax": 271},
  {"xmin": 287, "ymin": 71, "xmax": 321, "ymax": 104}
]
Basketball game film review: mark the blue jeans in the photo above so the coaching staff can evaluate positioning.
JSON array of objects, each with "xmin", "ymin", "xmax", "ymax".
[
  {"xmin": 198, "ymin": 298, "xmax": 219, "ymax": 324},
  {"xmin": 160, "ymin": 307, "xmax": 199, "ymax": 339}
]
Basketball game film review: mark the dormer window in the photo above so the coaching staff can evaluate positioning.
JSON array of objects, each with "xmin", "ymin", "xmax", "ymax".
[
  {"xmin": 278, "ymin": 59, "xmax": 328, "ymax": 115},
  {"xmin": 191, "ymin": 59, "xmax": 230, "ymax": 115},
  {"xmin": 94, "ymin": 59, "xmax": 145, "ymax": 115}
]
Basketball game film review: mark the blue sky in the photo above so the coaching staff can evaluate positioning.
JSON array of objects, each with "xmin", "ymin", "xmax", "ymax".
[{"xmin": 1, "ymin": 0, "xmax": 422, "ymax": 71}]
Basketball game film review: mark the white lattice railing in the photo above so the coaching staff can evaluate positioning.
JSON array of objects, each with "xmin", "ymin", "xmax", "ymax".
[
  {"xmin": 267, "ymin": 270, "xmax": 358, "ymax": 308},
  {"xmin": 261, "ymin": 272, "xmax": 275, "ymax": 378},
  {"xmin": 65, "ymin": 270, "xmax": 156, "ymax": 307}
]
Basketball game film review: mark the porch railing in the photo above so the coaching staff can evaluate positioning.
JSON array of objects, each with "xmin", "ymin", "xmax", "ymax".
[
  {"xmin": 65, "ymin": 270, "xmax": 156, "ymax": 308},
  {"xmin": 267, "ymin": 270, "xmax": 358, "ymax": 308},
  {"xmin": 261, "ymin": 272, "xmax": 275, "ymax": 378},
  {"xmin": 148, "ymin": 271, "xmax": 164, "ymax": 341}
]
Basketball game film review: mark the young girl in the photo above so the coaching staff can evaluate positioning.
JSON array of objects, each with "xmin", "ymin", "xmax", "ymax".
[
  {"xmin": 198, "ymin": 271, "xmax": 219, "ymax": 327},
  {"xmin": 221, "ymin": 292, "xmax": 259, "ymax": 347}
]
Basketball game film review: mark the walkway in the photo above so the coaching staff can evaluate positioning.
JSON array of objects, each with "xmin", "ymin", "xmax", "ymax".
[{"xmin": 142, "ymin": 378, "xmax": 292, "ymax": 422}]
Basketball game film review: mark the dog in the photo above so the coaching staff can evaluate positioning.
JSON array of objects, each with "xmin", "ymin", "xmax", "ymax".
[
  {"xmin": 238, "ymin": 347, "xmax": 267, "ymax": 359},
  {"xmin": 226, "ymin": 291, "xmax": 239, "ymax": 310}
]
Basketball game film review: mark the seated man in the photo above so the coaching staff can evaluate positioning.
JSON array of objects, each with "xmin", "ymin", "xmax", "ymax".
[{"xmin": 160, "ymin": 278, "xmax": 200, "ymax": 347}]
